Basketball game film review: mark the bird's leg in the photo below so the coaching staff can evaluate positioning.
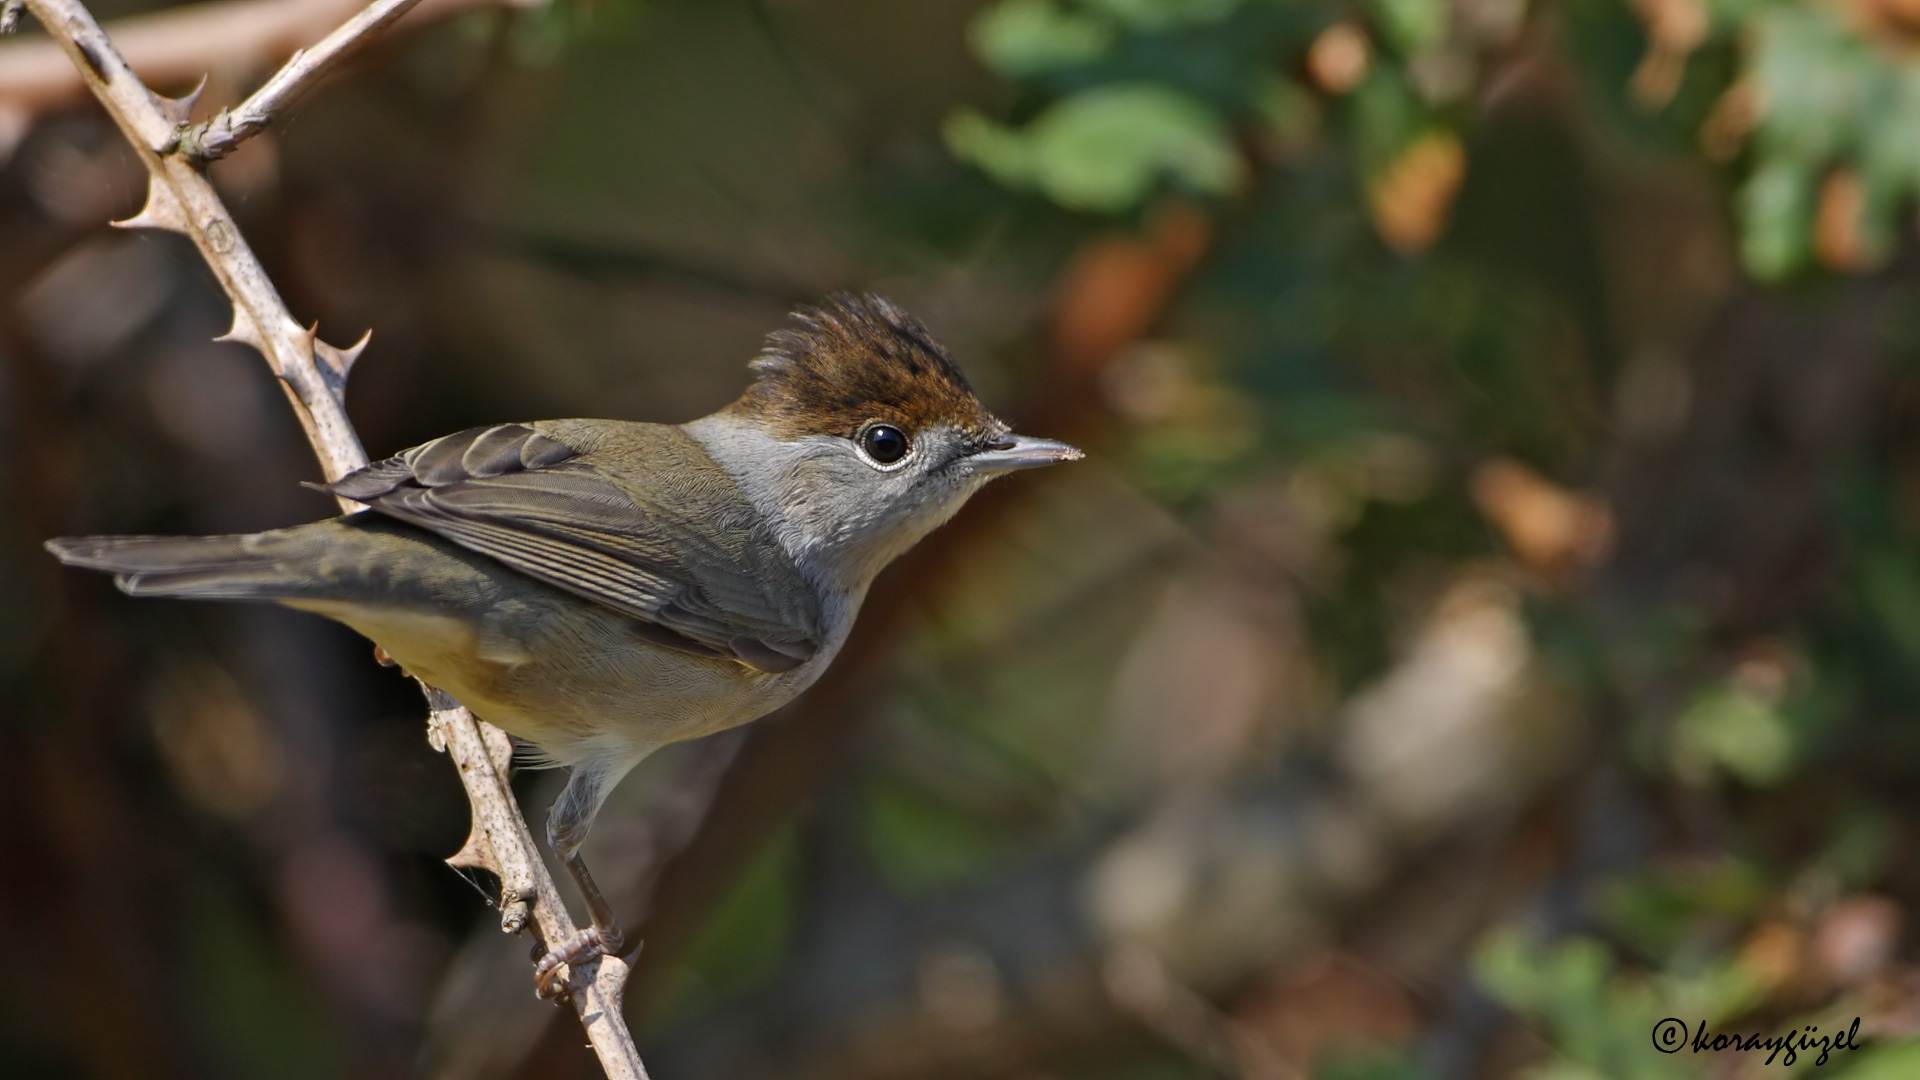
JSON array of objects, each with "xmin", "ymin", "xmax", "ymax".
[
  {"xmin": 532, "ymin": 766, "xmax": 629, "ymax": 998},
  {"xmin": 532, "ymin": 851, "xmax": 628, "ymax": 999},
  {"xmin": 566, "ymin": 848, "xmax": 626, "ymax": 956}
]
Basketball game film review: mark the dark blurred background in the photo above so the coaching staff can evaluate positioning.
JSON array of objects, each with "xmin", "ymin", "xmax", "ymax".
[{"xmin": 7, "ymin": 0, "xmax": 1920, "ymax": 1076}]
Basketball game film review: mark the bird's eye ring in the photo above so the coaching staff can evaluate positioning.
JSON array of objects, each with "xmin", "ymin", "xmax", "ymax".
[{"xmin": 857, "ymin": 423, "xmax": 911, "ymax": 467}]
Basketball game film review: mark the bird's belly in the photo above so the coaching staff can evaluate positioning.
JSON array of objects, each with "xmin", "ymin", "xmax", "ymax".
[{"xmin": 286, "ymin": 598, "xmax": 816, "ymax": 765}]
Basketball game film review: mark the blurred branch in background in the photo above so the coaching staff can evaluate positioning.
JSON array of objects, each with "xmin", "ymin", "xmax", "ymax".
[
  {"xmin": 0, "ymin": 0, "xmax": 532, "ymax": 163},
  {"xmin": 481, "ymin": 224, "xmax": 824, "ymax": 306}
]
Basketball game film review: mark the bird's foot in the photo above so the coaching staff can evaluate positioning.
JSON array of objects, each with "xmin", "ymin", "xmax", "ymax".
[{"xmin": 532, "ymin": 926, "xmax": 608, "ymax": 1000}]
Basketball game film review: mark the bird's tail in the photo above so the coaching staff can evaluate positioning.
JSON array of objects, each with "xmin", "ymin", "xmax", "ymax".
[{"xmin": 45, "ymin": 532, "xmax": 313, "ymax": 601}]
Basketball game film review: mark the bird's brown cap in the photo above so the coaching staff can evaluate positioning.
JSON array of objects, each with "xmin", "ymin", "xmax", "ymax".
[{"xmin": 728, "ymin": 295, "xmax": 1003, "ymax": 442}]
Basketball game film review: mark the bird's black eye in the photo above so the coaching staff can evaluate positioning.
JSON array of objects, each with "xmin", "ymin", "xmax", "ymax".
[{"xmin": 859, "ymin": 424, "xmax": 910, "ymax": 465}]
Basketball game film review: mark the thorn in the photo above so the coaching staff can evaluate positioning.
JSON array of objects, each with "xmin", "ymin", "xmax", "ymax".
[
  {"xmin": 447, "ymin": 829, "xmax": 495, "ymax": 872},
  {"xmin": 300, "ymin": 322, "xmax": 337, "ymax": 398},
  {"xmin": 153, "ymin": 76, "xmax": 205, "ymax": 126},
  {"xmin": 111, "ymin": 177, "xmax": 188, "ymax": 232},
  {"xmin": 314, "ymin": 329, "xmax": 370, "ymax": 382},
  {"xmin": 214, "ymin": 308, "xmax": 264, "ymax": 353}
]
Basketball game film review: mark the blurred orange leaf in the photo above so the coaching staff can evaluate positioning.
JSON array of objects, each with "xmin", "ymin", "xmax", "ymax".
[
  {"xmin": 1053, "ymin": 203, "xmax": 1211, "ymax": 372},
  {"xmin": 1470, "ymin": 458, "xmax": 1614, "ymax": 582},
  {"xmin": 1307, "ymin": 23, "xmax": 1370, "ymax": 95},
  {"xmin": 1368, "ymin": 132, "xmax": 1466, "ymax": 254},
  {"xmin": 1814, "ymin": 169, "xmax": 1879, "ymax": 273}
]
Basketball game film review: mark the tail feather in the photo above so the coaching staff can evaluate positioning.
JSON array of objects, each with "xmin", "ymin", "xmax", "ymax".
[{"xmin": 44, "ymin": 534, "xmax": 304, "ymax": 600}]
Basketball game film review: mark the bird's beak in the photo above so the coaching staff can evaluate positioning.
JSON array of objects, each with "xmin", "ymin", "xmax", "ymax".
[{"xmin": 965, "ymin": 434, "xmax": 1085, "ymax": 475}]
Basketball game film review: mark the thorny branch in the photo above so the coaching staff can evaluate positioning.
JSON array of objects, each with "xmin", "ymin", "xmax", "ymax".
[
  {"xmin": 18, "ymin": 0, "xmax": 647, "ymax": 1075},
  {"xmin": 175, "ymin": 0, "xmax": 424, "ymax": 163}
]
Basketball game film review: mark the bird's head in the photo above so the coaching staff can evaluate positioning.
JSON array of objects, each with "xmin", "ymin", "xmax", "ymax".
[{"xmin": 698, "ymin": 294, "xmax": 1082, "ymax": 587}]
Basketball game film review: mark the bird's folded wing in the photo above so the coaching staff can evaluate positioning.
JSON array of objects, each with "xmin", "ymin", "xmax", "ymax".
[{"xmin": 322, "ymin": 423, "xmax": 821, "ymax": 673}]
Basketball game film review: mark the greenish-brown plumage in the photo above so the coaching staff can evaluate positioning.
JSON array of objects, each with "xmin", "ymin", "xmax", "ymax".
[
  {"xmin": 45, "ymin": 417, "xmax": 836, "ymax": 767},
  {"xmin": 319, "ymin": 419, "xmax": 821, "ymax": 671}
]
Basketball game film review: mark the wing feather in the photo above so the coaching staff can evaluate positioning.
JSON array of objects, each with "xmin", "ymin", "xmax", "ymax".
[{"xmin": 325, "ymin": 423, "xmax": 819, "ymax": 672}]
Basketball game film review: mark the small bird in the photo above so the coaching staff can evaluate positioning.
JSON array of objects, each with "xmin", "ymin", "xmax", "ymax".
[{"xmin": 46, "ymin": 295, "xmax": 1081, "ymax": 983}]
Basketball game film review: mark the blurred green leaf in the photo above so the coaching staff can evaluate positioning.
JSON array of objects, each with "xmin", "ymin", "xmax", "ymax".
[
  {"xmin": 1350, "ymin": 68, "xmax": 1424, "ymax": 174},
  {"xmin": 1749, "ymin": 7, "xmax": 1866, "ymax": 164},
  {"xmin": 1670, "ymin": 681, "xmax": 1795, "ymax": 786},
  {"xmin": 1653, "ymin": 958, "xmax": 1765, "ymax": 1029},
  {"xmin": 1366, "ymin": 0, "xmax": 1446, "ymax": 54},
  {"xmin": 1476, "ymin": 929, "xmax": 1613, "ymax": 1028},
  {"xmin": 1474, "ymin": 930, "xmax": 1694, "ymax": 1080},
  {"xmin": 1731, "ymin": 3, "xmax": 1920, "ymax": 276},
  {"xmin": 1860, "ymin": 68, "xmax": 1920, "ymax": 192},
  {"xmin": 946, "ymin": 83, "xmax": 1245, "ymax": 211},
  {"xmin": 970, "ymin": 0, "xmax": 1118, "ymax": 77},
  {"xmin": 1598, "ymin": 860, "xmax": 1768, "ymax": 960},
  {"xmin": 1828, "ymin": 1037, "xmax": 1920, "ymax": 1079},
  {"xmin": 1738, "ymin": 158, "xmax": 1814, "ymax": 281}
]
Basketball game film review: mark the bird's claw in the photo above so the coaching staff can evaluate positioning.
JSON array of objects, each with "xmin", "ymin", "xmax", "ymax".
[{"xmin": 532, "ymin": 926, "xmax": 608, "ymax": 1000}]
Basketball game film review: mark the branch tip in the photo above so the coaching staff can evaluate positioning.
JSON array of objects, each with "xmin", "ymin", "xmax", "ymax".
[
  {"xmin": 177, "ymin": 0, "xmax": 434, "ymax": 164},
  {"xmin": 500, "ymin": 897, "xmax": 530, "ymax": 934}
]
